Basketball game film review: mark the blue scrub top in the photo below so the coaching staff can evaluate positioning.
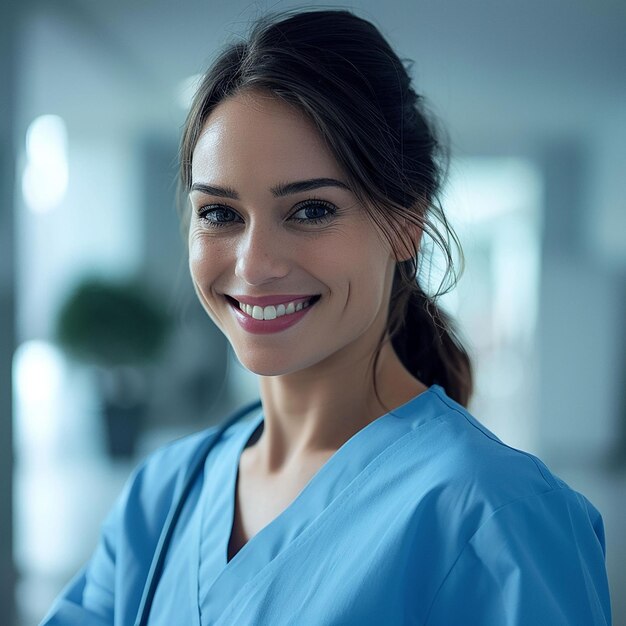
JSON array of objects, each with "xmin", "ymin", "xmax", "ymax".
[{"xmin": 41, "ymin": 384, "xmax": 612, "ymax": 625}]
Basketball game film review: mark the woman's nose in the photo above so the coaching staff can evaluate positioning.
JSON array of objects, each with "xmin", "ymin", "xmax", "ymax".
[{"xmin": 234, "ymin": 223, "xmax": 291, "ymax": 286}]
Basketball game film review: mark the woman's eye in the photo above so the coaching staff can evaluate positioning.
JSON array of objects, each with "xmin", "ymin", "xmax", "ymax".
[
  {"xmin": 198, "ymin": 206, "xmax": 241, "ymax": 227},
  {"xmin": 290, "ymin": 201, "xmax": 336, "ymax": 224}
]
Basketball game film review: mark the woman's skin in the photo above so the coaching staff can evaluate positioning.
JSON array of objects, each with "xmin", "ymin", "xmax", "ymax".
[{"xmin": 188, "ymin": 90, "xmax": 427, "ymax": 547}]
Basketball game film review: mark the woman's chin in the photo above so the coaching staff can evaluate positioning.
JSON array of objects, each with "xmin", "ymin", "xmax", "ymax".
[
  {"xmin": 238, "ymin": 359, "xmax": 298, "ymax": 378},
  {"xmin": 234, "ymin": 350, "xmax": 318, "ymax": 378}
]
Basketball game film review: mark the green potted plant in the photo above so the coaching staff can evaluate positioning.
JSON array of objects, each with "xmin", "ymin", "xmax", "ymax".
[{"xmin": 55, "ymin": 276, "xmax": 171, "ymax": 458}]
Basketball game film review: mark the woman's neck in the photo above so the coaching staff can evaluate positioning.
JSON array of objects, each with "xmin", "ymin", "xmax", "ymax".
[{"xmin": 250, "ymin": 340, "xmax": 427, "ymax": 475}]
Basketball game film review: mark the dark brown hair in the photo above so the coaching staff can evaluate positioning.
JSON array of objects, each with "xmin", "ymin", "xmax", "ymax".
[{"xmin": 179, "ymin": 9, "xmax": 473, "ymax": 406}]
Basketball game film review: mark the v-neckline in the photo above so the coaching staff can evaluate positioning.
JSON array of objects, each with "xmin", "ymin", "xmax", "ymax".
[
  {"xmin": 223, "ymin": 385, "xmax": 442, "ymax": 566},
  {"xmin": 198, "ymin": 384, "xmax": 443, "ymax": 624}
]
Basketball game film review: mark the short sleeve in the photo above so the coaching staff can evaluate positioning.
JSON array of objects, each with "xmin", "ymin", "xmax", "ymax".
[{"xmin": 423, "ymin": 488, "xmax": 612, "ymax": 626}]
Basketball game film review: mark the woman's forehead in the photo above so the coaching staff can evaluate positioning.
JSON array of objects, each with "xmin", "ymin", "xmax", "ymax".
[{"xmin": 191, "ymin": 91, "xmax": 344, "ymax": 185}]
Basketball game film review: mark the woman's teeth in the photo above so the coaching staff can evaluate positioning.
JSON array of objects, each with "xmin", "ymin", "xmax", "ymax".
[{"xmin": 237, "ymin": 298, "xmax": 313, "ymax": 320}]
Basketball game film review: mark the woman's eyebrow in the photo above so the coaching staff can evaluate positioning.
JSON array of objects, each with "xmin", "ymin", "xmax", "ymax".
[
  {"xmin": 189, "ymin": 183, "xmax": 239, "ymax": 199},
  {"xmin": 189, "ymin": 177, "xmax": 351, "ymax": 199},
  {"xmin": 271, "ymin": 178, "xmax": 351, "ymax": 196}
]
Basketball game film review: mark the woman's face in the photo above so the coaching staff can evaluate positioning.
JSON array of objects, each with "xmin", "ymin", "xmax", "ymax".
[{"xmin": 188, "ymin": 90, "xmax": 397, "ymax": 376}]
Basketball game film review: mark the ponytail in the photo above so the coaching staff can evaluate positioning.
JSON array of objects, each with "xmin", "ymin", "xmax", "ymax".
[{"xmin": 389, "ymin": 267, "xmax": 473, "ymax": 407}]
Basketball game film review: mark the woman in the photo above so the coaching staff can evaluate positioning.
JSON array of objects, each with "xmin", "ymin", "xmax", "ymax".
[{"xmin": 43, "ymin": 9, "xmax": 611, "ymax": 625}]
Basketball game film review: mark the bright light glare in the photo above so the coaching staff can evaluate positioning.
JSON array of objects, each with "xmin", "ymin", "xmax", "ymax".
[
  {"xmin": 26, "ymin": 115, "xmax": 68, "ymax": 162},
  {"xmin": 13, "ymin": 340, "xmax": 65, "ymax": 456},
  {"xmin": 22, "ymin": 114, "xmax": 69, "ymax": 214}
]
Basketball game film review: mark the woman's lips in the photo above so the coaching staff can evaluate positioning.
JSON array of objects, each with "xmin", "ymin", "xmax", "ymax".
[{"xmin": 226, "ymin": 294, "xmax": 320, "ymax": 334}]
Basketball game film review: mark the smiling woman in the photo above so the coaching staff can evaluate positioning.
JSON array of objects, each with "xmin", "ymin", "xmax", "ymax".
[
  {"xmin": 42, "ymin": 8, "xmax": 611, "ymax": 626},
  {"xmin": 187, "ymin": 91, "xmax": 410, "ymax": 381}
]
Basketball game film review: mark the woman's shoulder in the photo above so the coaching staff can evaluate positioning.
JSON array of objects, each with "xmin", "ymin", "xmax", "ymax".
[
  {"xmin": 412, "ymin": 385, "xmax": 601, "ymax": 522},
  {"xmin": 128, "ymin": 426, "xmax": 217, "ymax": 493},
  {"xmin": 400, "ymin": 386, "xmax": 608, "ymax": 617},
  {"xmin": 121, "ymin": 404, "xmax": 258, "ymax": 509},
  {"xmin": 130, "ymin": 407, "xmax": 259, "ymax": 496},
  {"xmin": 412, "ymin": 388, "xmax": 611, "ymax": 624}
]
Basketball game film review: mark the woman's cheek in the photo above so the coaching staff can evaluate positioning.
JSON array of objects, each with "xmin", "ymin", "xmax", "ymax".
[
  {"xmin": 188, "ymin": 232, "xmax": 227, "ymax": 280},
  {"xmin": 188, "ymin": 236, "xmax": 205, "ymax": 281}
]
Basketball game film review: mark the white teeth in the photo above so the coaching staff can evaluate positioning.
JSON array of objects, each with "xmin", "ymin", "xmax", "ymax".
[
  {"xmin": 263, "ymin": 305, "xmax": 277, "ymax": 320},
  {"xmin": 237, "ymin": 297, "xmax": 316, "ymax": 320}
]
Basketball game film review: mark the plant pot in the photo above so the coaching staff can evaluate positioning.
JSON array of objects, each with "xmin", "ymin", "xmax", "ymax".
[{"xmin": 102, "ymin": 399, "xmax": 146, "ymax": 459}]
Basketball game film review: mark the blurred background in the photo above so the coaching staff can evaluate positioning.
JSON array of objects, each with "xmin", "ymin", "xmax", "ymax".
[{"xmin": 1, "ymin": 0, "xmax": 625, "ymax": 624}]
